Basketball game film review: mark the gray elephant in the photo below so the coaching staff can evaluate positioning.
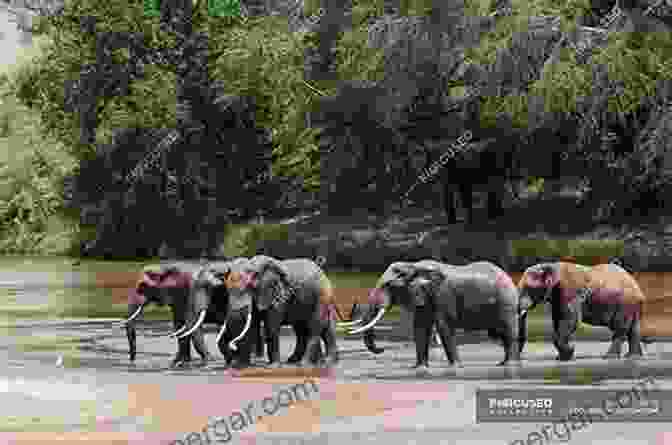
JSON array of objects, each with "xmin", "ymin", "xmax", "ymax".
[
  {"xmin": 214, "ymin": 255, "xmax": 339, "ymax": 368},
  {"xmin": 118, "ymin": 262, "xmax": 214, "ymax": 367},
  {"xmin": 342, "ymin": 260, "xmax": 523, "ymax": 369},
  {"xmin": 518, "ymin": 261, "xmax": 654, "ymax": 361},
  {"xmin": 176, "ymin": 258, "xmax": 333, "ymax": 368}
]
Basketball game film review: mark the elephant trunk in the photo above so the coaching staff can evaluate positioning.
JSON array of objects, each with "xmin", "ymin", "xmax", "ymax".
[
  {"xmin": 177, "ymin": 309, "xmax": 207, "ymax": 339},
  {"xmin": 363, "ymin": 329, "xmax": 384, "ymax": 354},
  {"xmin": 518, "ymin": 310, "xmax": 528, "ymax": 355},
  {"xmin": 123, "ymin": 303, "xmax": 145, "ymax": 362},
  {"xmin": 345, "ymin": 303, "xmax": 384, "ymax": 353},
  {"xmin": 229, "ymin": 307, "xmax": 253, "ymax": 351}
]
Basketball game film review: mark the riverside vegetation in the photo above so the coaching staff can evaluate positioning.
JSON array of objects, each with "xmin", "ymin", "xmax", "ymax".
[{"xmin": 0, "ymin": 0, "xmax": 670, "ymax": 268}]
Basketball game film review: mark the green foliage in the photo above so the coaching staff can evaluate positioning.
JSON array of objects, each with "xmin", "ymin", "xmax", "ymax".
[
  {"xmin": 509, "ymin": 237, "xmax": 625, "ymax": 264},
  {"xmin": 219, "ymin": 223, "xmax": 290, "ymax": 257},
  {"xmin": 593, "ymin": 31, "xmax": 672, "ymax": 114},
  {"xmin": 475, "ymin": 5, "xmax": 671, "ymax": 126},
  {"xmin": 206, "ymin": 15, "xmax": 325, "ymax": 189},
  {"xmin": 0, "ymin": 73, "xmax": 77, "ymax": 254},
  {"xmin": 464, "ymin": 0, "xmax": 590, "ymax": 67}
]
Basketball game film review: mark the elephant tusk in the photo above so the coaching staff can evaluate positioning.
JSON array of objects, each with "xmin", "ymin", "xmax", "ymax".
[
  {"xmin": 229, "ymin": 310, "xmax": 252, "ymax": 351},
  {"xmin": 336, "ymin": 318, "xmax": 363, "ymax": 327},
  {"xmin": 117, "ymin": 304, "xmax": 145, "ymax": 326},
  {"xmin": 167, "ymin": 324, "xmax": 188, "ymax": 338},
  {"xmin": 176, "ymin": 310, "xmax": 207, "ymax": 339},
  {"xmin": 215, "ymin": 321, "xmax": 228, "ymax": 344},
  {"xmin": 519, "ymin": 309, "xmax": 527, "ymax": 318},
  {"xmin": 349, "ymin": 307, "xmax": 386, "ymax": 334},
  {"xmin": 434, "ymin": 330, "xmax": 442, "ymax": 346}
]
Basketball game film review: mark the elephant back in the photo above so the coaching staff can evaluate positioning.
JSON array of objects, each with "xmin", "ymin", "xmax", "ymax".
[
  {"xmin": 461, "ymin": 262, "xmax": 516, "ymax": 288},
  {"xmin": 279, "ymin": 258, "xmax": 323, "ymax": 293},
  {"xmin": 452, "ymin": 261, "xmax": 519, "ymax": 305},
  {"xmin": 588, "ymin": 263, "xmax": 646, "ymax": 304}
]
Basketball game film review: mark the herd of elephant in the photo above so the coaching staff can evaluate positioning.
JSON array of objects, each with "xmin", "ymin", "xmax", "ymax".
[{"xmin": 117, "ymin": 255, "xmax": 655, "ymax": 371}]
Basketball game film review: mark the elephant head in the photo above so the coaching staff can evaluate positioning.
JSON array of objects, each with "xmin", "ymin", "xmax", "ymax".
[
  {"xmin": 518, "ymin": 262, "xmax": 595, "ymax": 313},
  {"xmin": 244, "ymin": 255, "xmax": 294, "ymax": 311},
  {"xmin": 118, "ymin": 263, "xmax": 191, "ymax": 361},
  {"xmin": 517, "ymin": 262, "xmax": 562, "ymax": 315},
  {"xmin": 170, "ymin": 261, "xmax": 230, "ymax": 342},
  {"xmin": 203, "ymin": 257, "xmax": 259, "ymax": 351},
  {"xmin": 345, "ymin": 261, "xmax": 443, "ymax": 343}
]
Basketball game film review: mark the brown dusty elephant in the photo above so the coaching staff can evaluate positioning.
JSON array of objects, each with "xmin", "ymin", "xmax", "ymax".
[{"xmin": 518, "ymin": 261, "xmax": 654, "ymax": 361}]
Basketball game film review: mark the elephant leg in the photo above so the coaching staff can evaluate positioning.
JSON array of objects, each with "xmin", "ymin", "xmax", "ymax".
[
  {"xmin": 287, "ymin": 323, "xmax": 307, "ymax": 364},
  {"xmin": 264, "ymin": 309, "xmax": 283, "ymax": 367},
  {"xmin": 436, "ymin": 317, "xmax": 461, "ymax": 367},
  {"xmin": 216, "ymin": 329, "xmax": 234, "ymax": 364},
  {"xmin": 321, "ymin": 321, "xmax": 339, "ymax": 365},
  {"xmin": 172, "ymin": 337, "xmax": 192, "ymax": 368},
  {"xmin": 625, "ymin": 318, "xmax": 644, "ymax": 359},
  {"xmin": 125, "ymin": 324, "xmax": 137, "ymax": 362},
  {"xmin": 499, "ymin": 306, "xmax": 521, "ymax": 365},
  {"xmin": 413, "ymin": 305, "xmax": 434, "ymax": 368},
  {"xmin": 227, "ymin": 313, "xmax": 254, "ymax": 369},
  {"xmin": 254, "ymin": 315, "xmax": 265, "ymax": 357},
  {"xmin": 604, "ymin": 315, "xmax": 629, "ymax": 359},
  {"xmin": 191, "ymin": 328, "xmax": 213, "ymax": 363},
  {"xmin": 518, "ymin": 313, "xmax": 528, "ymax": 355},
  {"xmin": 171, "ymin": 309, "xmax": 192, "ymax": 368},
  {"xmin": 553, "ymin": 318, "xmax": 576, "ymax": 361},
  {"xmin": 300, "ymin": 316, "xmax": 323, "ymax": 367}
]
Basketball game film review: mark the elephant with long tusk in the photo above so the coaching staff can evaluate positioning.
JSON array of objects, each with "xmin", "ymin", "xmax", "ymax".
[
  {"xmin": 174, "ymin": 258, "xmax": 263, "ymax": 366},
  {"xmin": 177, "ymin": 258, "xmax": 334, "ymax": 368},
  {"xmin": 120, "ymin": 262, "xmax": 215, "ymax": 367},
  {"xmin": 518, "ymin": 261, "xmax": 654, "ymax": 361},
  {"xmin": 345, "ymin": 260, "xmax": 524, "ymax": 370},
  {"xmin": 213, "ymin": 255, "xmax": 339, "ymax": 369}
]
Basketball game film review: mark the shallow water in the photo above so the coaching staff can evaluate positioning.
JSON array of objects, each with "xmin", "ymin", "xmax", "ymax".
[{"xmin": 2, "ymin": 256, "xmax": 672, "ymax": 444}]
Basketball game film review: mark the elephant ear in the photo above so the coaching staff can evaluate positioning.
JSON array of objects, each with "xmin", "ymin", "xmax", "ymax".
[
  {"xmin": 376, "ymin": 262, "xmax": 412, "ymax": 288},
  {"xmin": 408, "ymin": 268, "xmax": 444, "ymax": 306},
  {"xmin": 520, "ymin": 264, "xmax": 546, "ymax": 288},
  {"xmin": 249, "ymin": 256, "xmax": 292, "ymax": 310},
  {"xmin": 540, "ymin": 263, "xmax": 561, "ymax": 288},
  {"xmin": 159, "ymin": 265, "xmax": 188, "ymax": 288},
  {"xmin": 199, "ymin": 265, "xmax": 226, "ymax": 287}
]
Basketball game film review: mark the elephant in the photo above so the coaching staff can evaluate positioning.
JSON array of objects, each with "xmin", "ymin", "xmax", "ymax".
[
  {"xmin": 337, "ymin": 299, "xmax": 384, "ymax": 354},
  {"xmin": 173, "ymin": 258, "xmax": 325, "ymax": 368},
  {"xmin": 201, "ymin": 255, "xmax": 339, "ymax": 368},
  {"xmin": 119, "ymin": 262, "xmax": 214, "ymax": 367},
  {"xmin": 518, "ymin": 261, "xmax": 654, "ymax": 361},
  {"xmin": 342, "ymin": 260, "xmax": 523, "ymax": 369}
]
